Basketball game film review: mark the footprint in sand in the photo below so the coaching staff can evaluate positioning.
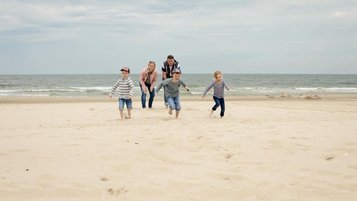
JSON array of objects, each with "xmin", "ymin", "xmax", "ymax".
[
  {"xmin": 224, "ymin": 153, "xmax": 234, "ymax": 159},
  {"xmin": 107, "ymin": 188, "xmax": 128, "ymax": 196},
  {"xmin": 324, "ymin": 155, "xmax": 335, "ymax": 161},
  {"xmin": 100, "ymin": 177, "xmax": 108, "ymax": 181}
]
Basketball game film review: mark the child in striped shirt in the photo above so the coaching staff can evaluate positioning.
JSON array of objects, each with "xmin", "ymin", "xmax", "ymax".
[{"xmin": 109, "ymin": 67, "xmax": 134, "ymax": 119}]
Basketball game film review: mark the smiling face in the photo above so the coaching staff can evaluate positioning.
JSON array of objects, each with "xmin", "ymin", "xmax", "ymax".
[
  {"xmin": 172, "ymin": 72, "xmax": 181, "ymax": 81},
  {"xmin": 148, "ymin": 62, "xmax": 155, "ymax": 73},
  {"xmin": 167, "ymin": 58, "xmax": 175, "ymax": 67}
]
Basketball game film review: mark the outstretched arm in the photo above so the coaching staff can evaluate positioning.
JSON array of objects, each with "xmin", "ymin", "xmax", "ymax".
[
  {"xmin": 156, "ymin": 82, "xmax": 164, "ymax": 92},
  {"xmin": 224, "ymin": 81, "xmax": 230, "ymax": 91},
  {"xmin": 109, "ymin": 79, "xmax": 120, "ymax": 98},
  {"xmin": 202, "ymin": 81, "xmax": 214, "ymax": 98},
  {"xmin": 180, "ymin": 80, "xmax": 189, "ymax": 92},
  {"xmin": 128, "ymin": 80, "xmax": 134, "ymax": 98}
]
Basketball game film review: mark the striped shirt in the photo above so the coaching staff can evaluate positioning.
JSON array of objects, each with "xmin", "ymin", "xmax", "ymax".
[{"xmin": 110, "ymin": 77, "xmax": 134, "ymax": 99}]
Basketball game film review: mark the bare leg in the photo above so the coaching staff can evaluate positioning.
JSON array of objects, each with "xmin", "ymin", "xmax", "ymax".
[
  {"xmin": 209, "ymin": 110, "xmax": 214, "ymax": 117},
  {"xmin": 175, "ymin": 110, "xmax": 179, "ymax": 119},
  {"xmin": 126, "ymin": 109, "xmax": 132, "ymax": 119},
  {"xmin": 168, "ymin": 108, "xmax": 173, "ymax": 115},
  {"xmin": 119, "ymin": 110, "xmax": 124, "ymax": 119}
]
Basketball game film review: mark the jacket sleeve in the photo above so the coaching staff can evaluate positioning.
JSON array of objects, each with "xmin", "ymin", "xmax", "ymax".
[
  {"xmin": 139, "ymin": 70, "xmax": 146, "ymax": 87},
  {"xmin": 151, "ymin": 72, "xmax": 158, "ymax": 91}
]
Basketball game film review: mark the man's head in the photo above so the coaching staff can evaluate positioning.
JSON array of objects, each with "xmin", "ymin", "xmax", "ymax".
[{"xmin": 166, "ymin": 55, "xmax": 175, "ymax": 67}]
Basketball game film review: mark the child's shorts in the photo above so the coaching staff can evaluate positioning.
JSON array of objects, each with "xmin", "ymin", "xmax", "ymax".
[
  {"xmin": 167, "ymin": 96, "xmax": 181, "ymax": 111},
  {"xmin": 118, "ymin": 98, "xmax": 132, "ymax": 111}
]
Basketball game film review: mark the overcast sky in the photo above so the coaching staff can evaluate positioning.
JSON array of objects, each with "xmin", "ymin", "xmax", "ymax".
[{"xmin": 0, "ymin": 0, "xmax": 356, "ymax": 74}]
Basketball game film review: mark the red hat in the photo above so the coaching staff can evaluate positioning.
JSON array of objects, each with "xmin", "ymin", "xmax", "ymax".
[{"xmin": 120, "ymin": 67, "xmax": 130, "ymax": 73}]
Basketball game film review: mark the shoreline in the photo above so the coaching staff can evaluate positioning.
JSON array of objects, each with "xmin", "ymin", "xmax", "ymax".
[{"xmin": 1, "ymin": 94, "xmax": 357, "ymax": 104}]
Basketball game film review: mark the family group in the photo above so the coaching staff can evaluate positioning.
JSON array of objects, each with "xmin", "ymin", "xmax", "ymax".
[{"xmin": 109, "ymin": 55, "xmax": 230, "ymax": 119}]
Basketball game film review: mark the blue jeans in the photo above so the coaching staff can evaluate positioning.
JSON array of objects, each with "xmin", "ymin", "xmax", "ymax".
[
  {"xmin": 212, "ymin": 96, "xmax": 225, "ymax": 117},
  {"xmin": 167, "ymin": 96, "xmax": 181, "ymax": 111},
  {"xmin": 119, "ymin": 98, "xmax": 132, "ymax": 111},
  {"xmin": 139, "ymin": 82, "xmax": 155, "ymax": 108}
]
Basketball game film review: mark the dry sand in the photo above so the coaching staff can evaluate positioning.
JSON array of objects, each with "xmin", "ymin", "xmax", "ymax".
[{"xmin": 0, "ymin": 96, "xmax": 357, "ymax": 201}]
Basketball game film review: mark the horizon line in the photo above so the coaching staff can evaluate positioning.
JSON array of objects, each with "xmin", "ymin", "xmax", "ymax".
[{"xmin": 1, "ymin": 73, "xmax": 357, "ymax": 76}]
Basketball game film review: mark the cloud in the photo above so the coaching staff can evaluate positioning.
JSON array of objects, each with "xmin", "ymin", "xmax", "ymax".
[
  {"xmin": 0, "ymin": 0, "xmax": 356, "ymax": 74},
  {"xmin": 330, "ymin": 11, "xmax": 357, "ymax": 20}
]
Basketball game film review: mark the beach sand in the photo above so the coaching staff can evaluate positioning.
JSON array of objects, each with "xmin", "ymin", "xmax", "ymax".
[{"xmin": 0, "ymin": 96, "xmax": 357, "ymax": 201}]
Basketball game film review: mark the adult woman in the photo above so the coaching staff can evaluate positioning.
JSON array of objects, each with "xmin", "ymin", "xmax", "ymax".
[{"xmin": 139, "ymin": 61, "xmax": 158, "ymax": 108}]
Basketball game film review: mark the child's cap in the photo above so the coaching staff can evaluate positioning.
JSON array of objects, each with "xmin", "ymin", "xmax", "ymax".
[
  {"xmin": 121, "ymin": 67, "xmax": 130, "ymax": 73},
  {"xmin": 172, "ymin": 68, "xmax": 181, "ymax": 74}
]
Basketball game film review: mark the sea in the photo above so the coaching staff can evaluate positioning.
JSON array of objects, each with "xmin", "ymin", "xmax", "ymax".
[{"xmin": 0, "ymin": 74, "xmax": 356, "ymax": 97}]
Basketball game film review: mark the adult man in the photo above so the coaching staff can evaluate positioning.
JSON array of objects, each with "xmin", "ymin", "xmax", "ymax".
[{"xmin": 161, "ymin": 55, "xmax": 181, "ymax": 107}]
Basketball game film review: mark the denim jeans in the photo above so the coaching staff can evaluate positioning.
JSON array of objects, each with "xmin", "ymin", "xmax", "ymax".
[
  {"xmin": 212, "ymin": 96, "xmax": 225, "ymax": 117},
  {"xmin": 167, "ymin": 96, "xmax": 181, "ymax": 111},
  {"xmin": 139, "ymin": 82, "xmax": 155, "ymax": 108},
  {"xmin": 119, "ymin": 98, "xmax": 132, "ymax": 111}
]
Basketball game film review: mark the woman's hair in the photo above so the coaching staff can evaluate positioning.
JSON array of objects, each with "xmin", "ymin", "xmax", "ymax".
[
  {"xmin": 214, "ymin": 71, "xmax": 222, "ymax": 78},
  {"xmin": 148, "ymin": 61, "xmax": 156, "ymax": 66}
]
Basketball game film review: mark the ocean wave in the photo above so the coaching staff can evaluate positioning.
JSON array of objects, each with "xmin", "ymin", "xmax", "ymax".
[
  {"xmin": 0, "ymin": 93, "xmax": 50, "ymax": 97},
  {"xmin": 325, "ymin": 87, "xmax": 357, "ymax": 93},
  {"xmin": 338, "ymin": 82, "xmax": 357, "ymax": 85},
  {"xmin": 69, "ymin": 86, "xmax": 111, "ymax": 92},
  {"xmin": 294, "ymin": 87, "xmax": 357, "ymax": 93},
  {"xmin": 1, "ymin": 86, "xmax": 357, "ymax": 97},
  {"xmin": 0, "ymin": 84, "xmax": 19, "ymax": 87}
]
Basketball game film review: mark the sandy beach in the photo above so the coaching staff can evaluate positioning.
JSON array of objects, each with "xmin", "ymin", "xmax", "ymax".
[{"xmin": 1, "ymin": 96, "xmax": 357, "ymax": 201}]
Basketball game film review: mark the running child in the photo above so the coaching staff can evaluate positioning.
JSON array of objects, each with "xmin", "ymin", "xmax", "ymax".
[
  {"xmin": 156, "ymin": 68, "xmax": 189, "ymax": 119},
  {"xmin": 109, "ymin": 67, "xmax": 134, "ymax": 119},
  {"xmin": 202, "ymin": 71, "xmax": 230, "ymax": 117}
]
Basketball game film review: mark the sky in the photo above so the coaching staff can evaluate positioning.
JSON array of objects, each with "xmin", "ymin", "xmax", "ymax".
[{"xmin": 0, "ymin": 0, "xmax": 356, "ymax": 74}]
